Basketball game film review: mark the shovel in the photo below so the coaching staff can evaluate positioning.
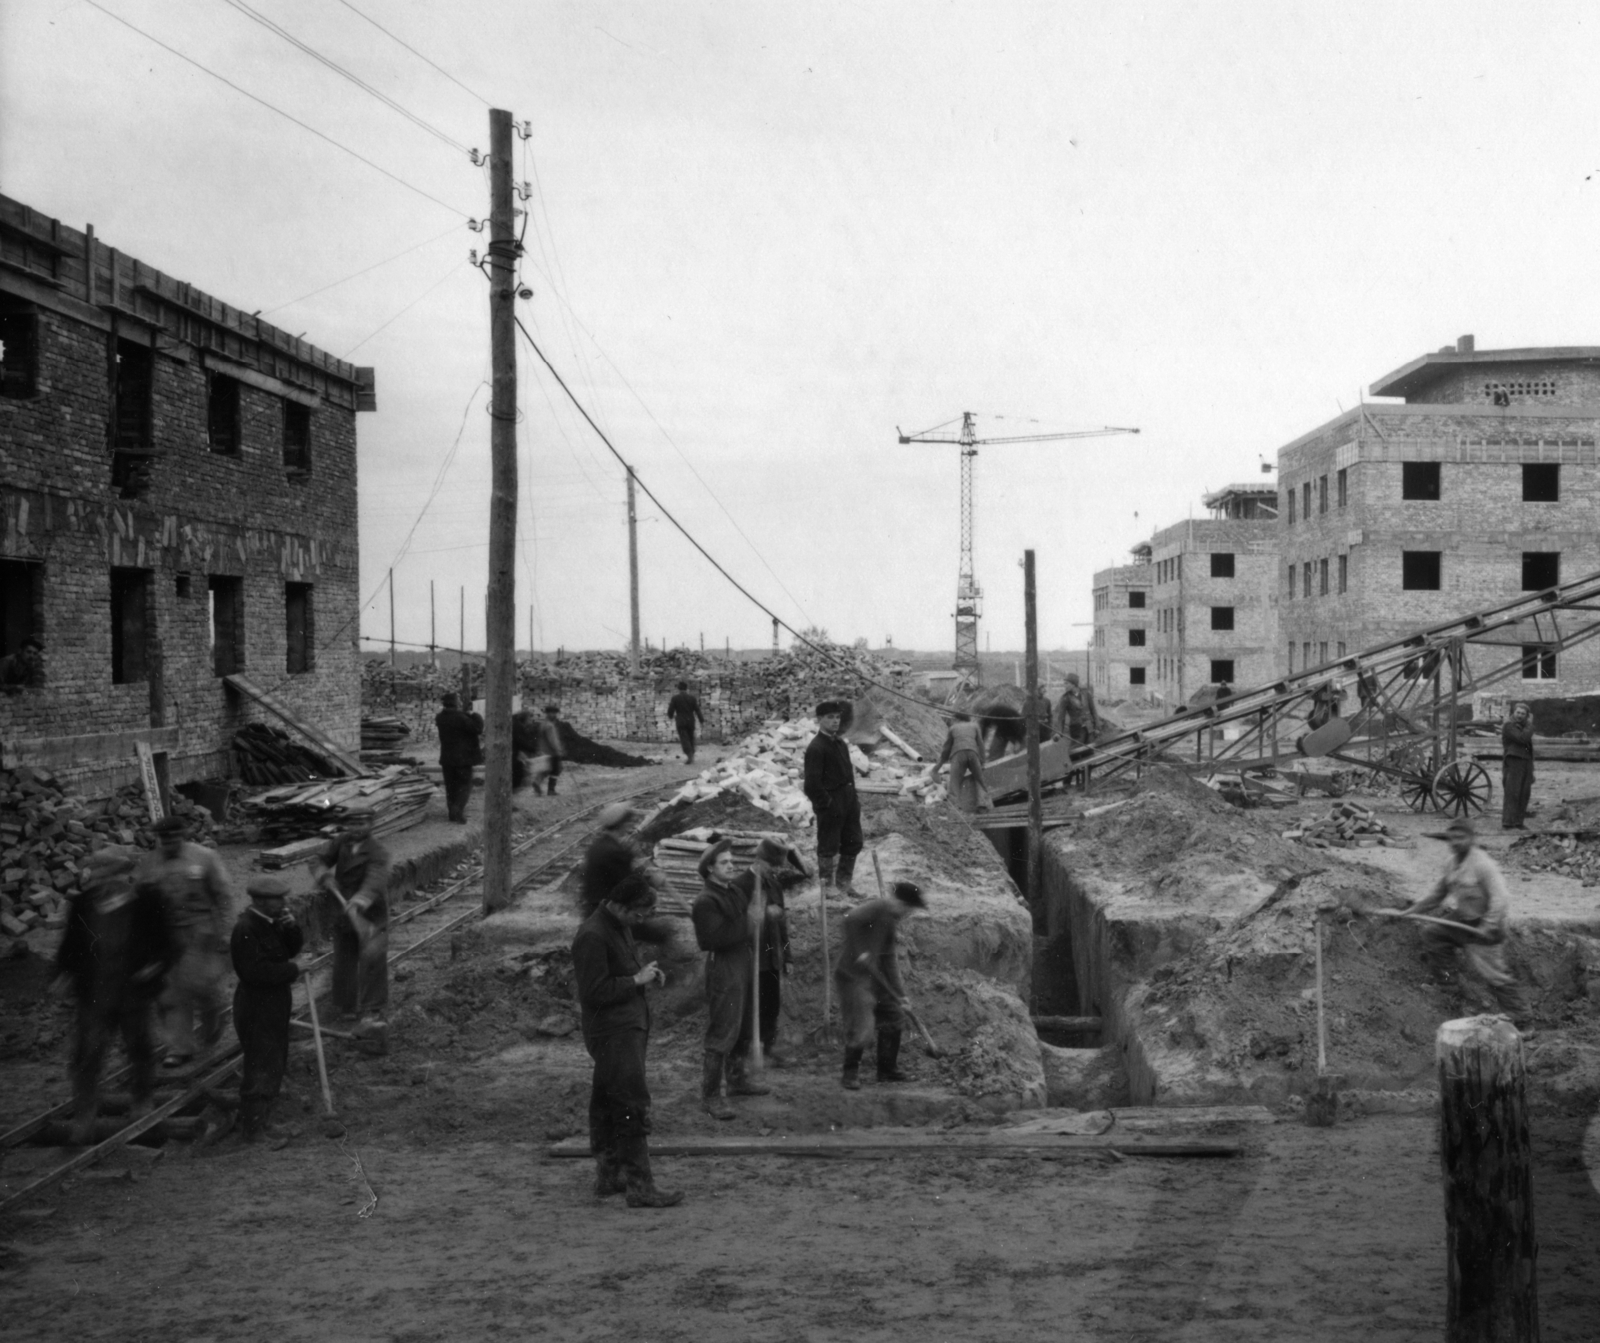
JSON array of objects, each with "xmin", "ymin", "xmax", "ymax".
[{"xmin": 304, "ymin": 978, "xmax": 346, "ymax": 1139}]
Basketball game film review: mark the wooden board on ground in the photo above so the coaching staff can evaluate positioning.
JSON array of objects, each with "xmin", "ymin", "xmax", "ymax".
[
  {"xmin": 224, "ymin": 673, "xmax": 366, "ymax": 777},
  {"xmin": 546, "ymin": 1131, "xmax": 1242, "ymax": 1160},
  {"xmin": 1001, "ymin": 1105, "xmax": 1277, "ymax": 1137}
]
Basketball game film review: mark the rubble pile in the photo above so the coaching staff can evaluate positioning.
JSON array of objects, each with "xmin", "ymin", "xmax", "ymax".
[
  {"xmin": 1282, "ymin": 801, "xmax": 1411, "ymax": 850},
  {"xmin": 233, "ymin": 722, "xmax": 344, "ymax": 785},
  {"xmin": 0, "ymin": 766, "xmax": 216, "ymax": 947},
  {"xmin": 665, "ymin": 716, "xmax": 945, "ymax": 822},
  {"xmin": 1507, "ymin": 832, "xmax": 1600, "ymax": 886}
]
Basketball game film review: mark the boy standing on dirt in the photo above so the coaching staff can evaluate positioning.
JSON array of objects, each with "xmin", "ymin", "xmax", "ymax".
[
  {"xmin": 833, "ymin": 880, "xmax": 925, "ymax": 1090},
  {"xmin": 804, "ymin": 700, "xmax": 863, "ymax": 895},
  {"xmin": 229, "ymin": 876, "xmax": 304, "ymax": 1142}
]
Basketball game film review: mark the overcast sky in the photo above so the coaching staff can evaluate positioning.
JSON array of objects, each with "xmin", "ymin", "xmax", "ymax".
[{"xmin": 6, "ymin": 2, "xmax": 1600, "ymax": 660}]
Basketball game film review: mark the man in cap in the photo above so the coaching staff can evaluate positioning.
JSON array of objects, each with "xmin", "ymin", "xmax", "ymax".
[
  {"xmin": 516, "ymin": 703, "xmax": 566, "ymax": 795},
  {"xmin": 1501, "ymin": 701, "xmax": 1535, "ymax": 830},
  {"xmin": 665, "ymin": 680, "xmax": 704, "ymax": 764},
  {"xmin": 1399, "ymin": 817, "xmax": 1530, "ymax": 1026},
  {"xmin": 312, "ymin": 801, "xmax": 391, "ymax": 1021},
  {"xmin": 136, "ymin": 815, "xmax": 233, "ymax": 1067},
  {"xmin": 0, "ymin": 634, "xmax": 44, "ymax": 692},
  {"xmin": 833, "ymin": 879, "xmax": 926, "ymax": 1089},
  {"xmin": 573, "ymin": 870, "xmax": 683, "ymax": 1208},
  {"xmin": 1054, "ymin": 672, "xmax": 1100, "ymax": 745},
  {"xmin": 54, "ymin": 845, "xmax": 180, "ymax": 1144},
  {"xmin": 580, "ymin": 804, "xmax": 645, "ymax": 908},
  {"xmin": 435, "ymin": 691, "xmax": 484, "ymax": 824},
  {"xmin": 229, "ymin": 876, "xmax": 304, "ymax": 1142},
  {"xmin": 803, "ymin": 700, "xmax": 864, "ymax": 895},
  {"xmin": 934, "ymin": 711, "xmax": 991, "ymax": 812}
]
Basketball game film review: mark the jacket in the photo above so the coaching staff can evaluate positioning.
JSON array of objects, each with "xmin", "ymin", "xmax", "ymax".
[
  {"xmin": 57, "ymin": 875, "xmax": 180, "ymax": 1009},
  {"xmin": 666, "ymin": 691, "xmax": 703, "ymax": 727},
  {"xmin": 230, "ymin": 907, "xmax": 304, "ymax": 1006},
  {"xmin": 803, "ymin": 730, "xmax": 857, "ymax": 815},
  {"xmin": 135, "ymin": 841, "xmax": 233, "ymax": 945},
  {"xmin": 1415, "ymin": 846, "xmax": 1513, "ymax": 943},
  {"xmin": 436, "ymin": 707, "xmax": 485, "ymax": 768},
  {"xmin": 316, "ymin": 832, "xmax": 391, "ymax": 920},
  {"xmin": 572, "ymin": 905, "xmax": 650, "ymax": 1037},
  {"xmin": 832, "ymin": 897, "xmax": 904, "ymax": 998},
  {"xmin": 1502, "ymin": 719, "xmax": 1534, "ymax": 763}
]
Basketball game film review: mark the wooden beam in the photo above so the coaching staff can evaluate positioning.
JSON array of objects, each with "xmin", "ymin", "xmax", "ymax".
[{"xmin": 546, "ymin": 1134, "xmax": 1241, "ymax": 1160}]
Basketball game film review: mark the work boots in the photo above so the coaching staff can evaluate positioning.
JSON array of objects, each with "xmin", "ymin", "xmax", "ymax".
[
  {"xmin": 817, "ymin": 857, "xmax": 837, "ymax": 897},
  {"xmin": 619, "ymin": 1135, "xmax": 684, "ymax": 1209},
  {"xmin": 876, "ymin": 1026, "xmax": 909, "ymax": 1083},
  {"xmin": 727, "ymin": 1053, "xmax": 771, "ymax": 1097},
  {"xmin": 701, "ymin": 1051, "xmax": 734, "ymax": 1121},
  {"xmin": 593, "ymin": 1152, "xmax": 627, "ymax": 1198},
  {"xmin": 841, "ymin": 1046, "xmax": 865, "ymax": 1091},
  {"xmin": 835, "ymin": 854, "xmax": 858, "ymax": 898}
]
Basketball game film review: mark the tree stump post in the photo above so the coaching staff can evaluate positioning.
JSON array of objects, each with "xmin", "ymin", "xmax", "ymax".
[{"xmin": 1436, "ymin": 1015, "xmax": 1539, "ymax": 1341}]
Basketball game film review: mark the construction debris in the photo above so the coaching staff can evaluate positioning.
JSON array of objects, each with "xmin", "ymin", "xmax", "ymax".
[
  {"xmin": 233, "ymin": 722, "xmax": 344, "ymax": 786},
  {"xmin": 360, "ymin": 716, "xmax": 417, "ymax": 765},
  {"xmin": 246, "ymin": 765, "xmax": 435, "ymax": 856},
  {"xmin": 1506, "ymin": 830, "xmax": 1600, "ymax": 886},
  {"xmin": 1281, "ymin": 801, "xmax": 1409, "ymax": 850}
]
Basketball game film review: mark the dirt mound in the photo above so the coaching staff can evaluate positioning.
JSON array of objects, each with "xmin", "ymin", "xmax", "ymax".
[
  {"xmin": 638, "ymin": 792, "xmax": 799, "ymax": 848},
  {"xmin": 556, "ymin": 723, "xmax": 652, "ymax": 767}
]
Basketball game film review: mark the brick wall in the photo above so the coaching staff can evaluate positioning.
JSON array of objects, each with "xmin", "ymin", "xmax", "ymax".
[{"xmin": 1089, "ymin": 562, "xmax": 1153, "ymax": 699}]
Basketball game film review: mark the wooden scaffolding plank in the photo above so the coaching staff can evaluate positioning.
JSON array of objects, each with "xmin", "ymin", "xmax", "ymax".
[{"xmin": 223, "ymin": 674, "xmax": 366, "ymax": 777}]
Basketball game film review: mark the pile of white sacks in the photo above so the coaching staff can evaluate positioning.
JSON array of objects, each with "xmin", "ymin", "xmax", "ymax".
[{"xmin": 667, "ymin": 717, "xmax": 947, "ymax": 824}]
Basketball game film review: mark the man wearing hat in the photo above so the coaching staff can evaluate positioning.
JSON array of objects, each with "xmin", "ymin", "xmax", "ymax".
[
  {"xmin": 573, "ymin": 870, "xmax": 682, "ymax": 1208},
  {"xmin": 665, "ymin": 680, "xmax": 704, "ymax": 764},
  {"xmin": 229, "ymin": 876, "xmax": 304, "ymax": 1141},
  {"xmin": 1501, "ymin": 701, "xmax": 1535, "ymax": 830},
  {"xmin": 581, "ymin": 803, "xmax": 644, "ymax": 911},
  {"xmin": 55, "ymin": 845, "xmax": 180, "ymax": 1144},
  {"xmin": 312, "ymin": 803, "xmax": 391, "ymax": 1021},
  {"xmin": 833, "ymin": 878, "xmax": 926, "ymax": 1089},
  {"xmin": 435, "ymin": 692, "xmax": 484, "ymax": 824},
  {"xmin": 136, "ymin": 816, "xmax": 234, "ymax": 1066},
  {"xmin": 0, "ymin": 634, "xmax": 44, "ymax": 692},
  {"xmin": 1400, "ymin": 817, "xmax": 1529, "ymax": 1025},
  {"xmin": 803, "ymin": 700, "xmax": 864, "ymax": 895}
]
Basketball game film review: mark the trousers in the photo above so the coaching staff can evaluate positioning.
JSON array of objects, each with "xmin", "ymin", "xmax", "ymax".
[
  {"xmin": 675, "ymin": 721, "xmax": 697, "ymax": 762},
  {"xmin": 441, "ymin": 763, "xmax": 474, "ymax": 821},
  {"xmin": 234, "ymin": 983, "xmax": 291, "ymax": 1132},
  {"xmin": 948, "ymin": 749, "xmax": 987, "ymax": 812},
  {"xmin": 1421, "ymin": 922, "xmax": 1527, "ymax": 1018},
  {"xmin": 1501, "ymin": 756, "xmax": 1533, "ymax": 828},
  {"xmin": 815, "ymin": 798, "xmax": 863, "ymax": 866},
  {"xmin": 160, "ymin": 940, "xmax": 226, "ymax": 1057},
  {"xmin": 73, "ymin": 999, "xmax": 155, "ymax": 1119},
  {"xmin": 834, "ymin": 969, "xmax": 903, "ymax": 1050},
  {"xmin": 585, "ymin": 1028, "xmax": 655, "ymax": 1182}
]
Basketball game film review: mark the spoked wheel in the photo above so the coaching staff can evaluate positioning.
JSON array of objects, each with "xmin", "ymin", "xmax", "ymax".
[
  {"xmin": 1398, "ymin": 770, "xmax": 1435, "ymax": 813},
  {"xmin": 1432, "ymin": 760, "xmax": 1492, "ymax": 817}
]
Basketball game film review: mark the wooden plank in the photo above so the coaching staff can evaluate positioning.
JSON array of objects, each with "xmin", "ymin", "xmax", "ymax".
[
  {"xmin": 224, "ymin": 674, "xmax": 365, "ymax": 776},
  {"xmin": 545, "ymin": 1134, "xmax": 1242, "ymax": 1160},
  {"xmin": 133, "ymin": 741, "xmax": 164, "ymax": 822}
]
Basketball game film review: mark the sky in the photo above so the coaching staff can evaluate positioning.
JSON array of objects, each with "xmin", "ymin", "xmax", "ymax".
[{"xmin": 6, "ymin": 1, "xmax": 1600, "ymax": 661}]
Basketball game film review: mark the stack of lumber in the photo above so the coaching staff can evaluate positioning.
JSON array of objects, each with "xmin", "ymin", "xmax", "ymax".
[
  {"xmin": 360, "ymin": 715, "xmax": 417, "ymax": 765},
  {"xmin": 0, "ymin": 766, "xmax": 215, "ymax": 949},
  {"xmin": 1282, "ymin": 801, "xmax": 1409, "ymax": 850},
  {"xmin": 247, "ymin": 765, "xmax": 435, "ymax": 860},
  {"xmin": 233, "ymin": 722, "xmax": 342, "ymax": 785}
]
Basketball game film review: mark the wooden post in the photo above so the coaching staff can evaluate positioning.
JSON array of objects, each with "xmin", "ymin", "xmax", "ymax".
[
  {"xmin": 1305, "ymin": 915, "xmax": 1337, "ymax": 1126},
  {"xmin": 482, "ymin": 108, "xmax": 519, "ymax": 913},
  {"xmin": 430, "ymin": 580, "xmax": 437, "ymax": 668},
  {"xmin": 626, "ymin": 467, "xmax": 640, "ymax": 670},
  {"xmin": 1023, "ymin": 550, "xmax": 1043, "ymax": 908},
  {"xmin": 388, "ymin": 568, "xmax": 395, "ymax": 667},
  {"xmin": 1437, "ymin": 1016, "xmax": 1539, "ymax": 1340}
]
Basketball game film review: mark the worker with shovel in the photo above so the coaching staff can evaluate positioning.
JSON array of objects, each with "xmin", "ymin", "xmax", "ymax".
[
  {"xmin": 1394, "ymin": 816, "xmax": 1530, "ymax": 1028},
  {"xmin": 833, "ymin": 879, "xmax": 926, "ymax": 1090},
  {"xmin": 312, "ymin": 801, "xmax": 391, "ymax": 1034},
  {"xmin": 692, "ymin": 839, "xmax": 774, "ymax": 1118},
  {"xmin": 228, "ymin": 876, "xmax": 304, "ymax": 1143}
]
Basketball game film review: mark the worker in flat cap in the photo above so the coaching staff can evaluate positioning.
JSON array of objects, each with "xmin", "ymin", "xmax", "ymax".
[
  {"xmin": 136, "ymin": 814, "xmax": 234, "ymax": 1067},
  {"xmin": 229, "ymin": 876, "xmax": 305, "ymax": 1142},
  {"xmin": 693, "ymin": 839, "xmax": 767, "ymax": 1116},
  {"xmin": 1501, "ymin": 701, "xmax": 1535, "ymax": 830},
  {"xmin": 436, "ymin": 691, "xmax": 484, "ymax": 824},
  {"xmin": 55, "ymin": 845, "xmax": 180, "ymax": 1145},
  {"xmin": 580, "ymin": 803, "xmax": 644, "ymax": 911},
  {"xmin": 804, "ymin": 700, "xmax": 864, "ymax": 896},
  {"xmin": 312, "ymin": 800, "xmax": 391, "ymax": 1023},
  {"xmin": 1398, "ymin": 816, "xmax": 1531, "ymax": 1029},
  {"xmin": 833, "ymin": 878, "xmax": 926, "ymax": 1089}
]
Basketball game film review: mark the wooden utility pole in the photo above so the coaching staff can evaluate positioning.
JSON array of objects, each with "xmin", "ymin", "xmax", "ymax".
[
  {"xmin": 458, "ymin": 585, "xmax": 467, "ymax": 699},
  {"xmin": 429, "ymin": 580, "xmax": 436, "ymax": 668},
  {"xmin": 1023, "ymin": 550, "xmax": 1043, "ymax": 908},
  {"xmin": 1437, "ymin": 1016, "xmax": 1539, "ymax": 1340},
  {"xmin": 627, "ymin": 467, "xmax": 641, "ymax": 669},
  {"xmin": 482, "ymin": 108, "xmax": 519, "ymax": 914},
  {"xmin": 388, "ymin": 568, "xmax": 396, "ymax": 667}
]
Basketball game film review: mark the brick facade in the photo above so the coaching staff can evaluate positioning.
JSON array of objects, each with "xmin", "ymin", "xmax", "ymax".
[
  {"xmin": 0, "ymin": 195, "xmax": 374, "ymax": 797},
  {"xmin": 1089, "ymin": 554, "xmax": 1153, "ymax": 701}
]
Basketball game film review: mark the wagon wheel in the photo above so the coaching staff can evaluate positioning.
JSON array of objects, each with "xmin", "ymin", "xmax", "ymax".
[
  {"xmin": 1398, "ymin": 769, "xmax": 1435, "ymax": 813},
  {"xmin": 1432, "ymin": 760, "xmax": 1492, "ymax": 817}
]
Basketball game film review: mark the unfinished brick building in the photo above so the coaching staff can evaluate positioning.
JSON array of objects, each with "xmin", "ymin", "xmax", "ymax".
[
  {"xmin": 1277, "ymin": 335, "xmax": 1600, "ymax": 694},
  {"xmin": 0, "ymin": 195, "xmax": 375, "ymax": 798},
  {"xmin": 1089, "ymin": 543, "xmax": 1153, "ymax": 701}
]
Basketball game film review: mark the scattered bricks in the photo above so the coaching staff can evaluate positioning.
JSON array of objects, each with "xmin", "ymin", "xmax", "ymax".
[
  {"xmin": 1, "ymin": 912, "xmax": 27, "ymax": 937},
  {"xmin": 3, "ymin": 867, "xmax": 26, "ymax": 885},
  {"xmin": 26, "ymin": 890, "xmax": 54, "ymax": 911},
  {"xmin": 15, "ymin": 910, "xmax": 39, "ymax": 930}
]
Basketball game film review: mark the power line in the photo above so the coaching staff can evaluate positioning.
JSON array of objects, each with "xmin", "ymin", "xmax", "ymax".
[
  {"xmin": 82, "ymin": 0, "xmax": 473, "ymax": 219},
  {"xmin": 258, "ymin": 223, "xmax": 463, "ymax": 316},
  {"xmin": 334, "ymin": 0, "xmax": 493, "ymax": 106},
  {"xmin": 342, "ymin": 258, "xmax": 468, "ymax": 357},
  {"xmin": 218, "ymin": 0, "xmax": 470, "ymax": 153}
]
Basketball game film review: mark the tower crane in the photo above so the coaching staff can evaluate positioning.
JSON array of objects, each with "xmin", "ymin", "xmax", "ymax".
[{"xmin": 898, "ymin": 412, "xmax": 1139, "ymax": 672}]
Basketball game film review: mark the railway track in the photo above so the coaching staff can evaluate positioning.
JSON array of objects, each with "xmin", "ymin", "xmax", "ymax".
[{"xmin": 0, "ymin": 783, "xmax": 665, "ymax": 1217}]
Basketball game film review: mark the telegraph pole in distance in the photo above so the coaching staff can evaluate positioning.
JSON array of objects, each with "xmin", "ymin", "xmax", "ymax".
[
  {"xmin": 627, "ymin": 467, "xmax": 641, "ymax": 669},
  {"xmin": 1023, "ymin": 550, "xmax": 1043, "ymax": 908},
  {"xmin": 482, "ymin": 108, "xmax": 519, "ymax": 914}
]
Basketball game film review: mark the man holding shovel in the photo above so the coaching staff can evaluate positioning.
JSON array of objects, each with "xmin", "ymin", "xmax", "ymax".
[
  {"xmin": 1393, "ymin": 816, "xmax": 1530, "ymax": 1027},
  {"xmin": 833, "ymin": 879, "xmax": 926, "ymax": 1090},
  {"xmin": 229, "ymin": 876, "xmax": 303, "ymax": 1143},
  {"xmin": 312, "ymin": 802, "xmax": 391, "ymax": 1029}
]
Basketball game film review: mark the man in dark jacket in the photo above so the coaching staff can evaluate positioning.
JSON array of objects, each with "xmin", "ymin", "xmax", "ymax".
[
  {"xmin": 691, "ymin": 839, "xmax": 774, "ymax": 1118},
  {"xmin": 1502, "ymin": 701, "xmax": 1535, "ymax": 830},
  {"xmin": 55, "ymin": 845, "xmax": 180, "ymax": 1144},
  {"xmin": 665, "ymin": 681, "xmax": 704, "ymax": 764},
  {"xmin": 803, "ymin": 700, "xmax": 863, "ymax": 895},
  {"xmin": 312, "ymin": 803, "xmax": 390, "ymax": 1021},
  {"xmin": 229, "ymin": 876, "xmax": 304, "ymax": 1141},
  {"xmin": 573, "ymin": 871, "xmax": 682, "ymax": 1208},
  {"xmin": 435, "ymin": 692, "xmax": 483, "ymax": 823},
  {"xmin": 833, "ymin": 879, "xmax": 925, "ymax": 1090}
]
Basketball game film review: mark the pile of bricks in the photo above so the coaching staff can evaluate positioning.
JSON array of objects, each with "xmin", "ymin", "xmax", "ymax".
[
  {"xmin": 0, "ymin": 766, "xmax": 216, "ymax": 948},
  {"xmin": 1282, "ymin": 801, "xmax": 1408, "ymax": 849},
  {"xmin": 1506, "ymin": 832, "xmax": 1600, "ymax": 886}
]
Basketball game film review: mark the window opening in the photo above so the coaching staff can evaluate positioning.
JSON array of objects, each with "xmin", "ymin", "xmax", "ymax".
[
  {"xmin": 1402, "ymin": 462, "xmax": 1441, "ymax": 501},
  {"xmin": 1338, "ymin": 554, "xmax": 1348, "ymax": 594},
  {"xmin": 1521, "ymin": 646, "xmax": 1557, "ymax": 680},
  {"xmin": 110, "ymin": 567, "xmax": 150, "ymax": 684},
  {"xmin": 285, "ymin": 583, "xmax": 314, "ymax": 674},
  {"xmin": 1402, "ymin": 551, "xmax": 1442, "ymax": 590},
  {"xmin": 207, "ymin": 373, "xmax": 241, "ymax": 454},
  {"xmin": 1210, "ymin": 659, "xmax": 1234, "ymax": 684},
  {"xmin": 1128, "ymin": 628, "xmax": 1146, "ymax": 647},
  {"xmin": 1337, "ymin": 468, "xmax": 1347, "ymax": 508},
  {"xmin": 0, "ymin": 304, "xmax": 39, "ymax": 399},
  {"xmin": 208, "ymin": 576, "xmax": 244, "ymax": 677},
  {"xmin": 1522, "ymin": 463, "xmax": 1559, "ymax": 502},
  {"xmin": 1522, "ymin": 552, "xmax": 1560, "ymax": 591},
  {"xmin": 1211, "ymin": 606, "xmax": 1235, "ymax": 631},
  {"xmin": 1129, "ymin": 590, "xmax": 1146, "ymax": 608},
  {"xmin": 1129, "ymin": 667, "xmax": 1146, "ymax": 686},
  {"xmin": 283, "ymin": 401, "xmax": 312, "ymax": 476},
  {"xmin": 1, "ymin": 560, "xmax": 44, "ymax": 681},
  {"xmin": 1318, "ymin": 476, "xmax": 1328, "ymax": 514},
  {"xmin": 1211, "ymin": 553, "xmax": 1235, "ymax": 579},
  {"xmin": 1319, "ymin": 558, "xmax": 1329, "ymax": 596}
]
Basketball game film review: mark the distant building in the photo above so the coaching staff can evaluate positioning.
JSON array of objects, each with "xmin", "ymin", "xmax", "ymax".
[
  {"xmin": 1089, "ymin": 543, "xmax": 1153, "ymax": 701},
  {"xmin": 1146, "ymin": 485, "xmax": 1280, "ymax": 706},
  {"xmin": 1276, "ymin": 335, "xmax": 1600, "ymax": 693},
  {"xmin": 0, "ymin": 195, "xmax": 375, "ymax": 796}
]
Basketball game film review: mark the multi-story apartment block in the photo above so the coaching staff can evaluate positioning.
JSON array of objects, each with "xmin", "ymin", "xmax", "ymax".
[{"xmin": 1089, "ymin": 545, "xmax": 1153, "ymax": 700}]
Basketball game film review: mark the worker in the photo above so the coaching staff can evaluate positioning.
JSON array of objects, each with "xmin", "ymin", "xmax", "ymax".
[
  {"xmin": 54, "ymin": 845, "xmax": 179, "ymax": 1145},
  {"xmin": 833, "ymin": 879, "xmax": 926, "ymax": 1090},
  {"xmin": 1501, "ymin": 701, "xmax": 1535, "ymax": 830},
  {"xmin": 804, "ymin": 699, "xmax": 863, "ymax": 895},
  {"xmin": 572, "ymin": 869, "xmax": 682, "ymax": 1208},
  {"xmin": 1399, "ymin": 817, "xmax": 1530, "ymax": 1027},
  {"xmin": 136, "ymin": 816, "xmax": 233, "ymax": 1068},
  {"xmin": 934, "ymin": 711, "xmax": 991, "ymax": 812},
  {"xmin": 435, "ymin": 691, "xmax": 483, "ymax": 824},
  {"xmin": 581, "ymin": 804, "xmax": 645, "ymax": 903},
  {"xmin": 0, "ymin": 635, "xmax": 44, "ymax": 692},
  {"xmin": 745, "ymin": 837, "xmax": 803, "ymax": 1064},
  {"xmin": 534, "ymin": 703, "xmax": 566, "ymax": 795},
  {"xmin": 312, "ymin": 801, "xmax": 391, "ymax": 1023},
  {"xmin": 1055, "ymin": 673, "xmax": 1100, "ymax": 744},
  {"xmin": 665, "ymin": 680, "xmax": 704, "ymax": 764},
  {"xmin": 229, "ymin": 876, "xmax": 304, "ymax": 1143}
]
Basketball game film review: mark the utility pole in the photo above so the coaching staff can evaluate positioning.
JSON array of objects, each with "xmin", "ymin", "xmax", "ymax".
[
  {"xmin": 1023, "ymin": 550, "xmax": 1043, "ymax": 908},
  {"xmin": 459, "ymin": 585, "xmax": 466, "ymax": 698},
  {"xmin": 772, "ymin": 617, "xmax": 779, "ymax": 654},
  {"xmin": 627, "ymin": 467, "xmax": 641, "ymax": 670},
  {"xmin": 482, "ymin": 108, "xmax": 519, "ymax": 914},
  {"xmin": 388, "ymin": 568, "xmax": 395, "ymax": 667},
  {"xmin": 429, "ymin": 580, "xmax": 436, "ymax": 668}
]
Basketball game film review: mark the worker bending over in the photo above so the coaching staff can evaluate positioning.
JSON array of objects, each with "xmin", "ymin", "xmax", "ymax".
[{"xmin": 833, "ymin": 879, "xmax": 926, "ymax": 1090}]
